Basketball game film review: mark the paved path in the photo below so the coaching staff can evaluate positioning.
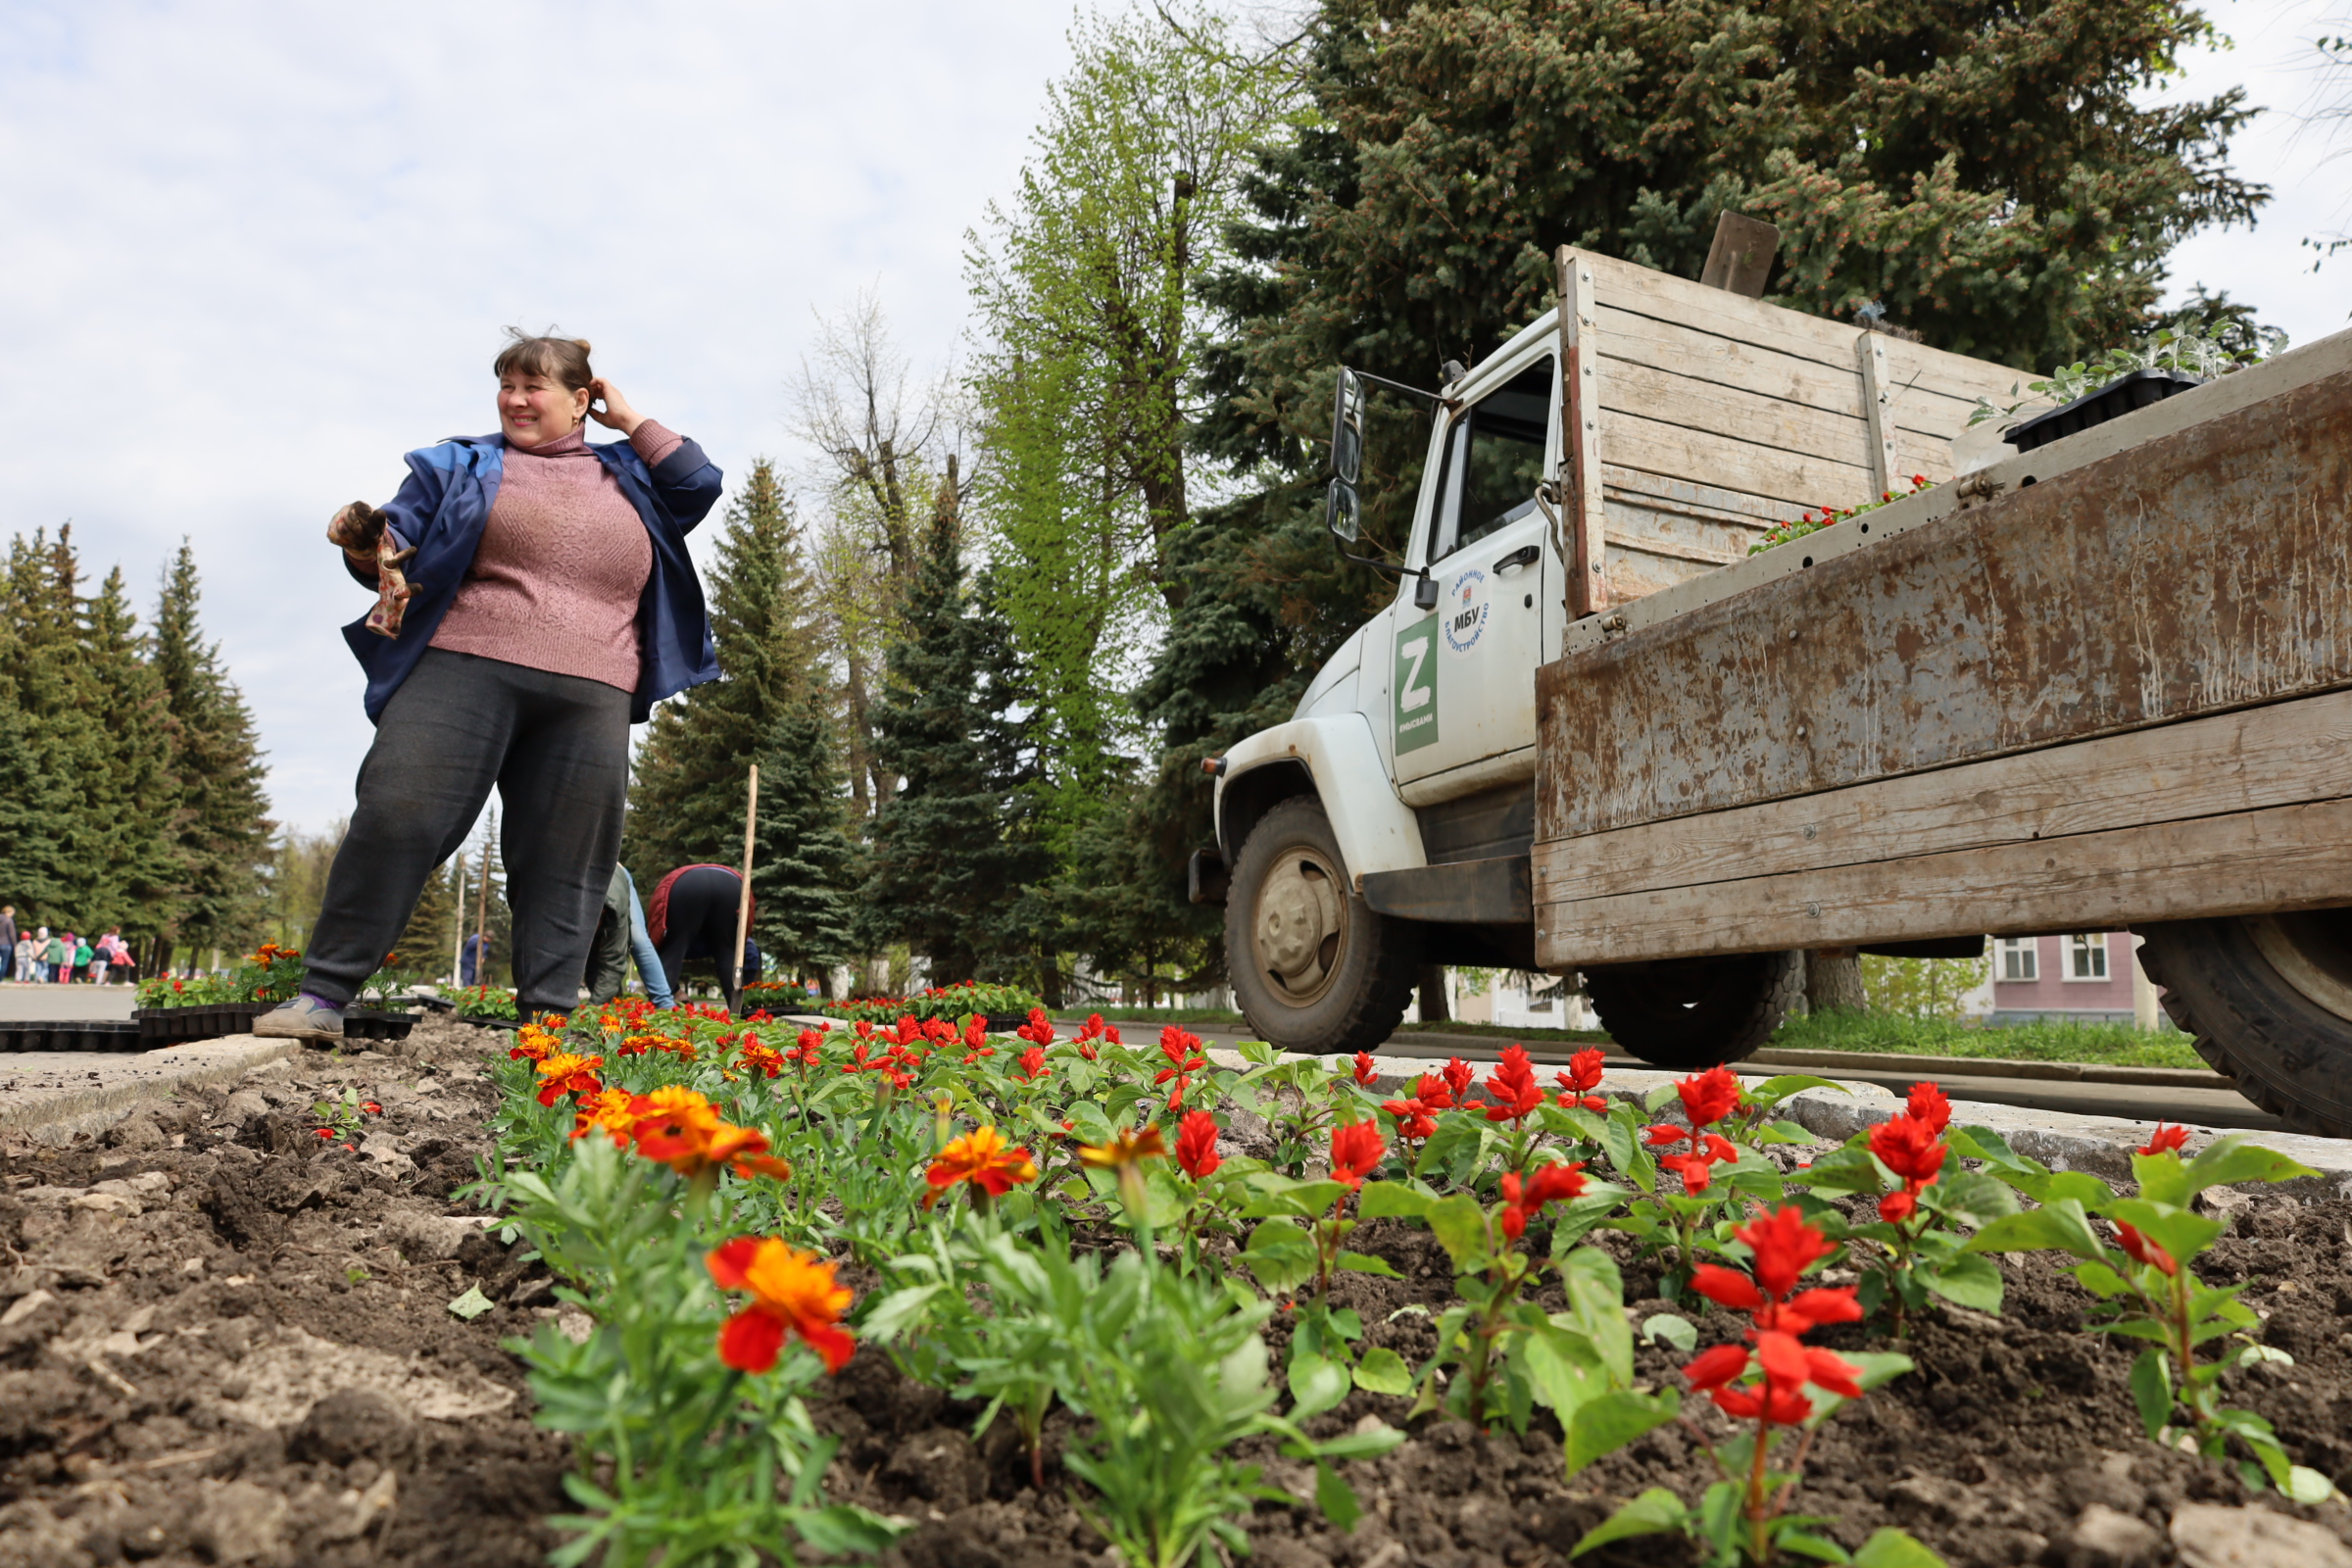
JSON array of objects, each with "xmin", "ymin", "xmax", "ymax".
[{"xmin": 0, "ymin": 984, "xmax": 136, "ymax": 1021}]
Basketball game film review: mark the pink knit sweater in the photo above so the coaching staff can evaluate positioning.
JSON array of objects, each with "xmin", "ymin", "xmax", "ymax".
[{"xmin": 428, "ymin": 421, "xmax": 684, "ymax": 691}]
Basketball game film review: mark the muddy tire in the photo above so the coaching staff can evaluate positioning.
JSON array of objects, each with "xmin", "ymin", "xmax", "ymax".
[
  {"xmin": 1226, "ymin": 796, "xmax": 1420, "ymax": 1057},
  {"xmin": 1582, "ymin": 950, "xmax": 1804, "ymax": 1072},
  {"xmin": 2134, "ymin": 912, "xmax": 2352, "ymax": 1139}
]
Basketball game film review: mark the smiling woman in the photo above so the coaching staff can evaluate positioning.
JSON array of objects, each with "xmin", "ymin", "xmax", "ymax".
[{"xmin": 254, "ymin": 329, "xmax": 724, "ymax": 1043}]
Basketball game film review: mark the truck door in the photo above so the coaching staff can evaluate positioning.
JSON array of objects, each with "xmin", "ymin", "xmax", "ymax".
[{"xmin": 1392, "ymin": 358, "xmax": 1554, "ymax": 790}]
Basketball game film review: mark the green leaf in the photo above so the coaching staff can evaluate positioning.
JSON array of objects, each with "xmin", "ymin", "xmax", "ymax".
[
  {"xmin": 1312, "ymin": 1462, "xmax": 1361, "ymax": 1532},
  {"xmin": 858, "ymin": 1284, "xmax": 945, "ymax": 1343},
  {"xmin": 1524, "ymin": 1325, "xmax": 1606, "ymax": 1422},
  {"xmin": 2072, "ymin": 1261, "xmax": 2130, "ymax": 1298},
  {"xmin": 1642, "ymin": 1313, "xmax": 1698, "ymax": 1353},
  {"xmin": 1424, "ymin": 1194, "xmax": 1491, "ymax": 1269},
  {"xmin": 1289, "ymin": 1351, "xmax": 1351, "ymax": 1421},
  {"xmin": 2104, "ymin": 1200, "xmax": 2225, "ymax": 1266},
  {"xmin": 1572, "ymin": 1487, "xmax": 1689, "ymax": 1555},
  {"xmin": 1336, "ymin": 1250, "xmax": 1401, "ymax": 1278},
  {"xmin": 1242, "ymin": 1218, "xmax": 1316, "ymax": 1294},
  {"xmin": 2131, "ymin": 1348, "xmax": 2173, "ymax": 1440},
  {"xmin": 2131, "ymin": 1149, "xmax": 2192, "ymax": 1208},
  {"xmin": 1750, "ymin": 1074, "xmax": 1846, "ymax": 1105},
  {"xmin": 1848, "ymin": 1527, "xmax": 1948, "ymax": 1567},
  {"xmin": 2181, "ymin": 1135, "xmax": 2320, "ymax": 1197},
  {"xmin": 1351, "ymin": 1348, "xmax": 1414, "ymax": 1396},
  {"xmin": 1920, "ymin": 1254, "xmax": 2004, "ymax": 1312},
  {"xmin": 2283, "ymin": 1466, "xmax": 2338, "ymax": 1505},
  {"xmin": 1795, "ymin": 1148, "xmax": 1885, "ymax": 1194},
  {"xmin": 1356, "ymin": 1181, "xmax": 1434, "ymax": 1221},
  {"xmin": 1778, "ymin": 1529, "xmax": 1854, "ymax": 1562},
  {"xmin": 1565, "ymin": 1390, "xmax": 1682, "ymax": 1476},
  {"xmin": 1965, "ymin": 1200, "xmax": 2105, "ymax": 1261},
  {"xmin": 447, "ymin": 1286, "xmax": 495, "ymax": 1321}
]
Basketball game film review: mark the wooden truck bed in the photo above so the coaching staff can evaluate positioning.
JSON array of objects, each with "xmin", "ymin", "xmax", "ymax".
[{"xmin": 1531, "ymin": 328, "xmax": 2352, "ymax": 972}]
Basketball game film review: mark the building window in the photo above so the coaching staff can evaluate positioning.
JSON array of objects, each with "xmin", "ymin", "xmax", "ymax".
[
  {"xmin": 2066, "ymin": 934, "xmax": 2110, "ymax": 981},
  {"xmin": 1997, "ymin": 938, "xmax": 2038, "ymax": 982}
]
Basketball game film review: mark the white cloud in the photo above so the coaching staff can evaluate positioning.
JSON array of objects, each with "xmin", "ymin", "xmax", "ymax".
[{"xmin": 0, "ymin": 0, "xmax": 2339, "ymax": 836}]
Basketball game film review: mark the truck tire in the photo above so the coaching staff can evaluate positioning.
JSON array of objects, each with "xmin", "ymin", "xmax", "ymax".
[
  {"xmin": 1582, "ymin": 950, "xmax": 1803, "ymax": 1072},
  {"xmin": 1226, "ymin": 796, "xmax": 1419, "ymax": 1057},
  {"xmin": 2134, "ymin": 912, "xmax": 2352, "ymax": 1139}
]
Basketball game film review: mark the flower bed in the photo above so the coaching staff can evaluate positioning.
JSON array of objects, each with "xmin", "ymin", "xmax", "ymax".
[
  {"xmin": 5, "ymin": 1009, "xmax": 2350, "ymax": 1567},
  {"xmin": 742, "ymin": 979, "xmax": 1047, "ymax": 1028}
]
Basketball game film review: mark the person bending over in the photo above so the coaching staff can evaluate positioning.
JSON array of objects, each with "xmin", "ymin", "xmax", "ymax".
[
  {"xmin": 586, "ymin": 862, "xmax": 674, "ymax": 1009},
  {"xmin": 258, "ymin": 331, "xmax": 722, "ymax": 1041},
  {"xmin": 645, "ymin": 863, "xmax": 762, "ymax": 1016}
]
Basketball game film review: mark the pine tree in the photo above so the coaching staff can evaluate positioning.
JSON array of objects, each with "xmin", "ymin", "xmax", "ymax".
[
  {"xmin": 152, "ymin": 540, "xmax": 273, "ymax": 953},
  {"xmin": 750, "ymin": 688, "xmax": 857, "ymax": 988},
  {"xmin": 626, "ymin": 461, "xmax": 845, "ymax": 897}
]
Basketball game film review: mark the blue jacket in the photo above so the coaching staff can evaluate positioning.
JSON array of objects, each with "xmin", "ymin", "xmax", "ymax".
[{"xmin": 342, "ymin": 431, "xmax": 724, "ymax": 723}]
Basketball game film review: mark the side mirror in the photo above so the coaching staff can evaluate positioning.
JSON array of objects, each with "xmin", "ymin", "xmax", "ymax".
[
  {"xmin": 1330, "ymin": 367, "xmax": 1365, "ymax": 484},
  {"xmin": 1324, "ymin": 478, "xmax": 1361, "ymax": 543}
]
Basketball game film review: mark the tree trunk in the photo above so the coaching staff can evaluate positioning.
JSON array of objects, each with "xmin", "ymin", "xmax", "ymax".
[
  {"xmin": 1805, "ymin": 949, "xmax": 1868, "ymax": 1013},
  {"xmin": 1416, "ymin": 963, "xmax": 1450, "ymax": 1023}
]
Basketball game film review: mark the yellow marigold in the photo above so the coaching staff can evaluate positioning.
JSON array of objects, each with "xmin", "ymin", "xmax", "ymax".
[{"xmin": 1077, "ymin": 1126, "xmax": 1167, "ymax": 1171}]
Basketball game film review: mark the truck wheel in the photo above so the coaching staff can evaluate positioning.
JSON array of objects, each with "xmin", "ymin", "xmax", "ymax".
[
  {"xmin": 2134, "ymin": 912, "xmax": 2352, "ymax": 1139},
  {"xmin": 1226, "ymin": 796, "xmax": 1419, "ymax": 1056},
  {"xmin": 1582, "ymin": 951, "xmax": 1803, "ymax": 1071}
]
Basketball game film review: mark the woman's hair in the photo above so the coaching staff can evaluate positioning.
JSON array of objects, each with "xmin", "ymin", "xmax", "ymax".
[{"xmin": 493, "ymin": 327, "xmax": 595, "ymax": 394}]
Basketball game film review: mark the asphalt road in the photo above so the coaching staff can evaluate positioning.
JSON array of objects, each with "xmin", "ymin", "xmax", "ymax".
[{"xmin": 1126, "ymin": 1021, "xmax": 2287, "ymax": 1136}]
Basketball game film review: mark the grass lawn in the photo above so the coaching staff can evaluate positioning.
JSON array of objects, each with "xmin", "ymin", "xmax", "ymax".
[
  {"xmin": 1053, "ymin": 1006, "xmax": 1251, "ymax": 1028},
  {"xmin": 1769, "ymin": 1008, "xmax": 2212, "ymax": 1071}
]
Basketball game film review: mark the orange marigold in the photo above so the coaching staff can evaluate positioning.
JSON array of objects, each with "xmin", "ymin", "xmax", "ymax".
[
  {"xmin": 923, "ymin": 1126, "xmax": 1038, "ymax": 1209},
  {"xmin": 707, "ymin": 1237, "xmax": 855, "ymax": 1373}
]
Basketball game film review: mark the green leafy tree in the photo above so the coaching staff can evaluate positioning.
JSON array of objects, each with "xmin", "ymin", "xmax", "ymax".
[{"xmin": 151, "ymin": 540, "xmax": 273, "ymax": 954}]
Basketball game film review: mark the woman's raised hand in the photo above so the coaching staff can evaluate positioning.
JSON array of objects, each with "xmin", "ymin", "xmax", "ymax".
[{"xmin": 587, "ymin": 377, "xmax": 645, "ymax": 436}]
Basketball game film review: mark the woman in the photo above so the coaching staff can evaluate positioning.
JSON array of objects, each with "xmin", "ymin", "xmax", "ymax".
[
  {"xmin": 258, "ymin": 332, "xmax": 722, "ymax": 1043},
  {"xmin": 646, "ymin": 863, "xmax": 760, "ymax": 1016}
]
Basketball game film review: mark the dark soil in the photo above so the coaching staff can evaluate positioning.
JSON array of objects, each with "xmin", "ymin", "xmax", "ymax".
[{"xmin": 4, "ymin": 1022, "xmax": 2349, "ymax": 1567}]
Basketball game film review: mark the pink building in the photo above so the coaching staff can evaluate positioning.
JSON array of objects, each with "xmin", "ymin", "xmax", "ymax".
[{"xmin": 1988, "ymin": 932, "xmax": 2139, "ymax": 1025}]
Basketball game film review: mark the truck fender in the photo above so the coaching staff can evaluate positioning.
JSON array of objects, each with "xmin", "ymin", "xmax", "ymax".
[{"xmin": 1214, "ymin": 714, "xmax": 1426, "ymax": 887}]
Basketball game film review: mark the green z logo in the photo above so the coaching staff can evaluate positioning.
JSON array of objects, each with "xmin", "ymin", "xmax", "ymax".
[{"xmin": 1394, "ymin": 614, "xmax": 1439, "ymax": 754}]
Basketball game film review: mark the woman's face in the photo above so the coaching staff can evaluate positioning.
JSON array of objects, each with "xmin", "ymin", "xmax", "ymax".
[{"xmin": 498, "ymin": 369, "xmax": 591, "ymax": 446}]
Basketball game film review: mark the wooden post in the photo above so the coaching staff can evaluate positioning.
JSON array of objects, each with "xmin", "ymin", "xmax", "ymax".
[
  {"xmin": 450, "ymin": 853, "xmax": 466, "ymax": 986},
  {"xmin": 1553, "ymin": 246, "xmax": 1608, "ymax": 617},
  {"xmin": 1855, "ymin": 331, "xmax": 1900, "ymax": 496},
  {"xmin": 475, "ymin": 822, "xmax": 491, "ymax": 982},
  {"xmin": 730, "ymin": 765, "xmax": 760, "ymax": 1004}
]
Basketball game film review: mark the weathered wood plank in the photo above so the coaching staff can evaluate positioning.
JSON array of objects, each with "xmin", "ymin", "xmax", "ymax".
[
  {"xmin": 1857, "ymin": 335, "xmax": 1901, "ymax": 493},
  {"xmin": 1601, "ymin": 405, "xmax": 1879, "ymax": 511},
  {"xmin": 1601, "ymin": 495, "xmax": 1753, "ymax": 565},
  {"xmin": 1535, "ymin": 367, "xmax": 2352, "ymax": 844},
  {"xmin": 1537, "ymin": 795, "xmax": 2352, "ymax": 969},
  {"xmin": 1882, "ymin": 335, "xmax": 2034, "ymax": 415},
  {"xmin": 1558, "ymin": 249, "xmax": 1610, "ymax": 614},
  {"xmin": 1535, "ymin": 688, "xmax": 2352, "ymax": 905},
  {"xmin": 1587, "ymin": 252, "xmax": 1864, "ymax": 371},
  {"xmin": 1593, "ymin": 305, "xmax": 1869, "ymax": 419},
  {"xmin": 1602, "ymin": 356, "xmax": 1875, "ymax": 469}
]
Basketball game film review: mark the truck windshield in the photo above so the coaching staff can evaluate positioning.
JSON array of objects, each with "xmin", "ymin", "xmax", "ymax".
[{"xmin": 1428, "ymin": 360, "xmax": 1551, "ymax": 563}]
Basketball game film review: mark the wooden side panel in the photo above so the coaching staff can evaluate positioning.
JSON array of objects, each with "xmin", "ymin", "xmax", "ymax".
[
  {"xmin": 1538, "ymin": 795, "xmax": 2352, "ymax": 968},
  {"xmin": 1584, "ymin": 252, "xmax": 1863, "ymax": 370},
  {"xmin": 1534, "ymin": 367, "xmax": 2352, "ymax": 845}
]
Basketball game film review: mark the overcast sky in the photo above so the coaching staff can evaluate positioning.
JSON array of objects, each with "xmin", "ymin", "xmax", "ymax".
[{"xmin": 1, "ymin": 0, "xmax": 2343, "ymax": 838}]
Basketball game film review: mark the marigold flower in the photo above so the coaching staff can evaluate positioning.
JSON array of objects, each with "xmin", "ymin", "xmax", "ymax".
[
  {"xmin": 1868, "ymin": 1113, "xmax": 1946, "ymax": 1186},
  {"xmin": 1905, "ymin": 1081, "xmax": 1952, "ymax": 1134},
  {"xmin": 1328, "ymin": 1120, "xmax": 1386, "ymax": 1190},
  {"xmin": 2138, "ymin": 1123, "xmax": 2191, "ymax": 1157},
  {"xmin": 923, "ymin": 1126, "xmax": 1038, "ymax": 1208},
  {"xmin": 2115, "ymin": 1220, "xmax": 2178, "ymax": 1276},
  {"xmin": 509, "ymin": 1024, "xmax": 561, "ymax": 1063},
  {"xmin": 534, "ymin": 1053, "xmax": 605, "ymax": 1106},
  {"xmin": 1677, "ymin": 1065, "xmax": 1741, "ymax": 1129},
  {"xmin": 627, "ymin": 1088, "xmax": 791, "ymax": 1181},
  {"xmin": 570, "ymin": 1085, "xmax": 637, "ymax": 1145},
  {"xmin": 1352, "ymin": 1051, "xmax": 1378, "ymax": 1086},
  {"xmin": 1078, "ymin": 1125, "xmax": 1167, "ymax": 1171},
  {"xmin": 1174, "ymin": 1110, "xmax": 1221, "ymax": 1180},
  {"xmin": 1483, "ymin": 1044, "xmax": 1545, "ymax": 1124},
  {"xmin": 707, "ymin": 1237, "xmax": 855, "ymax": 1374},
  {"xmin": 738, "ymin": 1040, "xmax": 786, "ymax": 1078}
]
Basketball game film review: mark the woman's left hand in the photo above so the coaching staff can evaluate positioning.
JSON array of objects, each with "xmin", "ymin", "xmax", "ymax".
[{"xmin": 587, "ymin": 377, "xmax": 645, "ymax": 436}]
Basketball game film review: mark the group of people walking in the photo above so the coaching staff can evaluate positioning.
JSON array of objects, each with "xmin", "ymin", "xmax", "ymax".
[
  {"xmin": 0, "ymin": 906, "xmax": 135, "ymax": 985},
  {"xmin": 256, "ymin": 329, "xmax": 758, "ymax": 1046}
]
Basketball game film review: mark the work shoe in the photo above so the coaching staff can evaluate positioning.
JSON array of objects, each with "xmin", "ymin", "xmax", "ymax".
[{"xmin": 253, "ymin": 993, "xmax": 345, "ymax": 1044}]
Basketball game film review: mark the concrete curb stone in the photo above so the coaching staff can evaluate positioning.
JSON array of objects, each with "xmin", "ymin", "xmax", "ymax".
[{"xmin": 0, "ymin": 1034, "xmax": 301, "ymax": 1146}]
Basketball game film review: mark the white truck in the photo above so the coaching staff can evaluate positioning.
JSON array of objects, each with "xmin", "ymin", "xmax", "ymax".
[{"xmin": 1195, "ymin": 240, "xmax": 2352, "ymax": 1139}]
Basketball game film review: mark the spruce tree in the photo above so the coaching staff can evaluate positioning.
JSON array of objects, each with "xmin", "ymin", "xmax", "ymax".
[
  {"xmin": 152, "ymin": 541, "xmax": 273, "ymax": 953},
  {"xmin": 626, "ymin": 460, "xmax": 846, "ymax": 903},
  {"xmin": 750, "ymin": 688, "xmax": 857, "ymax": 989}
]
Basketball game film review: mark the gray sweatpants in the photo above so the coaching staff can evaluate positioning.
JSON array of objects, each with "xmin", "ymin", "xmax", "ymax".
[{"xmin": 303, "ymin": 649, "xmax": 631, "ymax": 1016}]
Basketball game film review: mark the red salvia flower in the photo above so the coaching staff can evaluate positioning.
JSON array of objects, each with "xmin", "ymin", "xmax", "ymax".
[
  {"xmin": 1328, "ymin": 1121, "xmax": 1387, "ymax": 1190},
  {"xmin": 1497, "ymin": 1159, "xmax": 1588, "ymax": 1240},
  {"xmin": 1016, "ymin": 1007, "xmax": 1056, "ymax": 1046},
  {"xmin": 1441, "ymin": 1056, "xmax": 1476, "ymax": 1101},
  {"xmin": 1878, "ymin": 1190, "xmax": 1918, "ymax": 1224},
  {"xmin": 1905, "ymin": 1081, "xmax": 1952, "ymax": 1134},
  {"xmin": 1554, "ymin": 1047, "xmax": 1607, "ymax": 1109},
  {"xmin": 1867, "ymin": 1114, "xmax": 1946, "ymax": 1185},
  {"xmin": 1683, "ymin": 1206, "xmax": 1864, "ymax": 1427},
  {"xmin": 1352, "ymin": 1051, "xmax": 1378, "ymax": 1086},
  {"xmin": 963, "ymin": 1015, "xmax": 988, "ymax": 1052},
  {"xmin": 791, "ymin": 1028, "xmax": 823, "ymax": 1067},
  {"xmin": 1677, "ymin": 1065, "xmax": 1742, "ymax": 1129},
  {"xmin": 2116, "ymin": 1220, "xmax": 2179, "ymax": 1276},
  {"xmin": 1414, "ymin": 1072, "xmax": 1454, "ymax": 1111},
  {"xmin": 1013, "ymin": 1045, "xmax": 1051, "ymax": 1083},
  {"xmin": 1380, "ymin": 1093, "xmax": 1440, "ymax": 1143},
  {"xmin": 1174, "ymin": 1109, "xmax": 1221, "ymax": 1180},
  {"xmin": 1482, "ymin": 1044, "xmax": 1545, "ymax": 1124},
  {"xmin": 1682, "ymin": 1342, "xmax": 1750, "ymax": 1391},
  {"xmin": 2138, "ymin": 1123, "xmax": 2191, "ymax": 1157},
  {"xmin": 1657, "ymin": 1152, "xmax": 1716, "ymax": 1193},
  {"xmin": 1738, "ymin": 1204, "xmax": 1840, "ymax": 1300}
]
